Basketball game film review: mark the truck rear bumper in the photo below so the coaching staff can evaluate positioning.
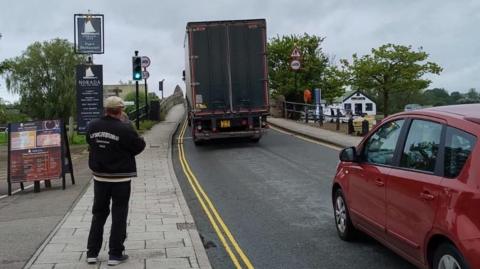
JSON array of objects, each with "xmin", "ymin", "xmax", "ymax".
[{"xmin": 195, "ymin": 129, "xmax": 266, "ymax": 140}]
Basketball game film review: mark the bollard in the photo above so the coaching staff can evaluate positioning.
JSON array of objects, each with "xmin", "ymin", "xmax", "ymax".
[
  {"xmin": 348, "ymin": 118, "xmax": 354, "ymax": 135},
  {"xmin": 362, "ymin": 119, "xmax": 369, "ymax": 136}
]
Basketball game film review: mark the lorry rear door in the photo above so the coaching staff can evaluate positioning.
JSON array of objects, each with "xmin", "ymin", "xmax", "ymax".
[
  {"xmin": 191, "ymin": 24, "xmax": 230, "ymax": 112},
  {"xmin": 229, "ymin": 21, "xmax": 267, "ymax": 112}
]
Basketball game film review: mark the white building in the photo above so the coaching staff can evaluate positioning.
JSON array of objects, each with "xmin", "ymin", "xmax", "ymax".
[{"xmin": 330, "ymin": 91, "xmax": 377, "ymax": 116}]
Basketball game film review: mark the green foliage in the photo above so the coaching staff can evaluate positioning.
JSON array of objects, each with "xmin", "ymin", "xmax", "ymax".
[
  {"xmin": 0, "ymin": 99, "xmax": 30, "ymax": 124},
  {"xmin": 0, "ymin": 39, "xmax": 86, "ymax": 121},
  {"xmin": 139, "ymin": 120, "xmax": 158, "ymax": 132},
  {"xmin": 70, "ymin": 133, "xmax": 86, "ymax": 145},
  {"xmin": 421, "ymin": 88, "xmax": 451, "ymax": 106},
  {"xmin": 342, "ymin": 44, "xmax": 442, "ymax": 115},
  {"xmin": 0, "ymin": 132, "xmax": 6, "ymax": 145},
  {"xmin": 321, "ymin": 65, "xmax": 348, "ymax": 103},
  {"xmin": 456, "ymin": 88, "xmax": 480, "ymax": 104},
  {"xmin": 268, "ymin": 34, "xmax": 332, "ymax": 102},
  {"xmin": 124, "ymin": 91, "xmax": 149, "ymax": 114}
]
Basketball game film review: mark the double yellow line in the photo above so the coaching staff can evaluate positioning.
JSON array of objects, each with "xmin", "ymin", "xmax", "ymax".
[{"xmin": 177, "ymin": 119, "xmax": 254, "ymax": 269}]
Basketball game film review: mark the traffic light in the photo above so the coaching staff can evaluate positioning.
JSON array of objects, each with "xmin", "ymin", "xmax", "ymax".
[{"xmin": 132, "ymin": 56, "xmax": 142, "ymax": 80}]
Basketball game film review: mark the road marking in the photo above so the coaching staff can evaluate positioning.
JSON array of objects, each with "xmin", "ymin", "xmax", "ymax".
[
  {"xmin": 177, "ymin": 120, "xmax": 254, "ymax": 269},
  {"xmin": 0, "ymin": 182, "xmax": 36, "ymax": 200},
  {"xmin": 269, "ymin": 125, "xmax": 342, "ymax": 151}
]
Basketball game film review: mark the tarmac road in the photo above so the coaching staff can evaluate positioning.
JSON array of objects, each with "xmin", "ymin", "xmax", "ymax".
[
  {"xmin": 173, "ymin": 125, "xmax": 416, "ymax": 269},
  {"xmin": 0, "ymin": 147, "xmax": 92, "ymax": 269}
]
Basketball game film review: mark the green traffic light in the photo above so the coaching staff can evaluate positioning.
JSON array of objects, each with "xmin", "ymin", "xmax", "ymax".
[{"xmin": 134, "ymin": 73, "xmax": 141, "ymax": 79}]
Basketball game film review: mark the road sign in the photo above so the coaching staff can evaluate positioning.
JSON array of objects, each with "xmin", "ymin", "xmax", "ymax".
[
  {"xmin": 141, "ymin": 56, "xmax": 151, "ymax": 68},
  {"xmin": 291, "ymin": 59, "xmax": 301, "ymax": 70},
  {"xmin": 291, "ymin": 47, "xmax": 301, "ymax": 58},
  {"xmin": 142, "ymin": 70, "xmax": 150, "ymax": 79}
]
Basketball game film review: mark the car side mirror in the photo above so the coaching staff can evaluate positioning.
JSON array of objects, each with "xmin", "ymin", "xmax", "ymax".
[{"xmin": 340, "ymin": 147, "xmax": 357, "ymax": 162}]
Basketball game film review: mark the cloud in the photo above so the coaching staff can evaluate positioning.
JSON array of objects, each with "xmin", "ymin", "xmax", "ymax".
[{"xmin": 1, "ymin": 0, "xmax": 480, "ymax": 102}]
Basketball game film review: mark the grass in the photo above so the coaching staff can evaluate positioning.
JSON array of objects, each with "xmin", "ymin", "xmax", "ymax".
[
  {"xmin": 0, "ymin": 132, "xmax": 6, "ymax": 145},
  {"xmin": 137, "ymin": 120, "xmax": 159, "ymax": 134},
  {"xmin": 70, "ymin": 133, "xmax": 87, "ymax": 145}
]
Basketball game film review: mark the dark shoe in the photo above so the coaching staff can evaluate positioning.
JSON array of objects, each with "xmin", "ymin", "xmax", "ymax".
[
  {"xmin": 108, "ymin": 254, "xmax": 129, "ymax": 266},
  {"xmin": 86, "ymin": 256, "xmax": 97, "ymax": 264}
]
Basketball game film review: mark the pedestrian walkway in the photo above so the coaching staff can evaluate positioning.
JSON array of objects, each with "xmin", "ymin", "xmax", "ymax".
[
  {"xmin": 25, "ymin": 104, "xmax": 211, "ymax": 269},
  {"xmin": 267, "ymin": 117, "xmax": 362, "ymax": 148}
]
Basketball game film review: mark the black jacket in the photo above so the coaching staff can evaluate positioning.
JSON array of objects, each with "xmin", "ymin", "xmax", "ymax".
[{"xmin": 86, "ymin": 116, "xmax": 146, "ymax": 179}]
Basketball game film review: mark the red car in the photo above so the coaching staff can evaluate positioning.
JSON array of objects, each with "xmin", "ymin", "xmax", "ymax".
[{"xmin": 332, "ymin": 104, "xmax": 480, "ymax": 269}]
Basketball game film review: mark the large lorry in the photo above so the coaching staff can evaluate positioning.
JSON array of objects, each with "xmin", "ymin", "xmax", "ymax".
[{"xmin": 184, "ymin": 19, "xmax": 269, "ymax": 144}]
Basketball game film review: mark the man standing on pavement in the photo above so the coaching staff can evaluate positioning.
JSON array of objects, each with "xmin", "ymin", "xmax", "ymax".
[{"xmin": 85, "ymin": 96, "xmax": 146, "ymax": 266}]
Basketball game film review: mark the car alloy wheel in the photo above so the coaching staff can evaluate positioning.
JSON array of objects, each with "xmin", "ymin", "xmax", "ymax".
[
  {"xmin": 433, "ymin": 243, "xmax": 468, "ymax": 269},
  {"xmin": 438, "ymin": 255, "xmax": 461, "ymax": 269},
  {"xmin": 333, "ymin": 188, "xmax": 355, "ymax": 241},
  {"xmin": 335, "ymin": 195, "xmax": 347, "ymax": 234}
]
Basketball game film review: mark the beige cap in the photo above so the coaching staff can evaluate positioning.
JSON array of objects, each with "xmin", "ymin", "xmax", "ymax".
[{"xmin": 104, "ymin": 96, "xmax": 125, "ymax": 108}]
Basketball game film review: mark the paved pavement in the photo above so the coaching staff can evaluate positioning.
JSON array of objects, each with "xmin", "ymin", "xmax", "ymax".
[
  {"xmin": 25, "ymin": 104, "xmax": 211, "ymax": 269},
  {"xmin": 267, "ymin": 117, "xmax": 362, "ymax": 148}
]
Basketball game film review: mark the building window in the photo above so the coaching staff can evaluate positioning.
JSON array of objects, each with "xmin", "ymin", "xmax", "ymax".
[
  {"xmin": 344, "ymin": 103, "xmax": 352, "ymax": 111},
  {"xmin": 366, "ymin": 103, "xmax": 373, "ymax": 111}
]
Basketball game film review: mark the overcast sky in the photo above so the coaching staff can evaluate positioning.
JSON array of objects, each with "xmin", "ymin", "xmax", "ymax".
[{"xmin": 1, "ymin": 0, "xmax": 479, "ymax": 102}]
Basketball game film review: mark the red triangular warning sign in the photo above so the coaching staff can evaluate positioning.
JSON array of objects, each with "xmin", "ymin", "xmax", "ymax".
[{"xmin": 291, "ymin": 47, "xmax": 301, "ymax": 58}]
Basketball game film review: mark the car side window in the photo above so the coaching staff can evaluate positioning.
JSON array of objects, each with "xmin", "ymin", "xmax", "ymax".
[
  {"xmin": 444, "ymin": 127, "xmax": 476, "ymax": 178},
  {"xmin": 363, "ymin": 119, "xmax": 404, "ymax": 165},
  {"xmin": 400, "ymin": 120, "xmax": 442, "ymax": 172}
]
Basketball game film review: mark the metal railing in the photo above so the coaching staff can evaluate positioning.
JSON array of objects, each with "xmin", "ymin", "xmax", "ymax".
[{"xmin": 127, "ymin": 105, "xmax": 148, "ymax": 126}]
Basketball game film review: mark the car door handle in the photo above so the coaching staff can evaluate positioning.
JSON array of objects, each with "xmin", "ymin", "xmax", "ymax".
[
  {"xmin": 374, "ymin": 178, "xmax": 385, "ymax": 187},
  {"xmin": 420, "ymin": 191, "xmax": 435, "ymax": 201}
]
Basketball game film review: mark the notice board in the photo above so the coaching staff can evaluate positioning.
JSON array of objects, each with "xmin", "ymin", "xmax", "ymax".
[{"xmin": 7, "ymin": 120, "xmax": 75, "ymax": 195}]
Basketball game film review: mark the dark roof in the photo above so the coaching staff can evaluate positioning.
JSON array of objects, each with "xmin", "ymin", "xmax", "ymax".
[{"xmin": 334, "ymin": 90, "xmax": 375, "ymax": 104}]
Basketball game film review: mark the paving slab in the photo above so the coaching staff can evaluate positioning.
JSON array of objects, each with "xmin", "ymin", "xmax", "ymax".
[
  {"xmin": 25, "ymin": 105, "xmax": 212, "ymax": 269},
  {"xmin": 268, "ymin": 116, "xmax": 362, "ymax": 148}
]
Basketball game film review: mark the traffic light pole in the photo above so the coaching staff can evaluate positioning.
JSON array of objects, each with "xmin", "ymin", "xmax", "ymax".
[
  {"xmin": 144, "ymin": 78, "xmax": 148, "ymax": 118},
  {"xmin": 135, "ymin": 50, "xmax": 140, "ymax": 130}
]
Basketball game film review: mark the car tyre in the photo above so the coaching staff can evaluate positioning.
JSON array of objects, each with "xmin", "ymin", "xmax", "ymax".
[
  {"xmin": 432, "ymin": 243, "xmax": 468, "ymax": 269},
  {"xmin": 333, "ymin": 188, "xmax": 356, "ymax": 241}
]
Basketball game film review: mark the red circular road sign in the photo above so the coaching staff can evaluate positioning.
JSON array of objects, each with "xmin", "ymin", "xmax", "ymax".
[
  {"xmin": 142, "ymin": 70, "xmax": 150, "ymax": 79},
  {"xmin": 291, "ymin": 59, "xmax": 301, "ymax": 70},
  {"xmin": 141, "ymin": 56, "xmax": 151, "ymax": 68}
]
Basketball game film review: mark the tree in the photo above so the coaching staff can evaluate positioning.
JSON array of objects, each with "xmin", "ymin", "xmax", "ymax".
[
  {"xmin": 450, "ymin": 91, "xmax": 462, "ymax": 104},
  {"xmin": 268, "ymin": 34, "xmax": 329, "ymax": 102},
  {"xmin": 0, "ymin": 39, "xmax": 85, "ymax": 121},
  {"xmin": 321, "ymin": 65, "xmax": 348, "ymax": 104},
  {"xmin": 422, "ymin": 88, "xmax": 451, "ymax": 106},
  {"xmin": 124, "ymin": 91, "xmax": 150, "ymax": 115},
  {"xmin": 457, "ymin": 88, "xmax": 480, "ymax": 104},
  {"xmin": 342, "ymin": 44, "xmax": 442, "ymax": 116}
]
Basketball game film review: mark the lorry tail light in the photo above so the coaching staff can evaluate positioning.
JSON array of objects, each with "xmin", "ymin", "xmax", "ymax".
[{"xmin": 241, "ymin": 119, "xmax": 248, "ymax": 125}]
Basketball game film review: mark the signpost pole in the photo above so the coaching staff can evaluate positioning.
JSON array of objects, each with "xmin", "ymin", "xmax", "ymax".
[
  {"xmin": 144, "ymin": 77, "xmax": 148, "ymax": 118},
  {"xmin": 135, "ymin": 51, "xmax": 140, "ymax": 130},
  {"xmin": 7, "ymin": 123, "xmax": 11, "ymax": 196}
]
